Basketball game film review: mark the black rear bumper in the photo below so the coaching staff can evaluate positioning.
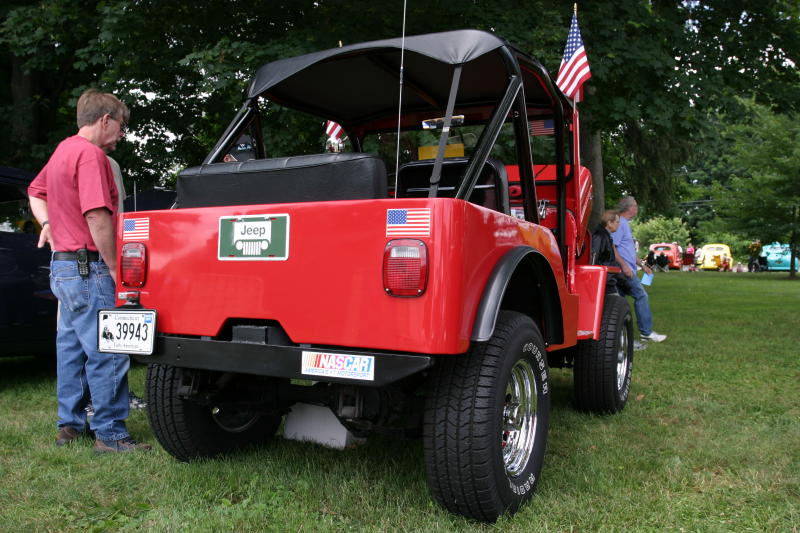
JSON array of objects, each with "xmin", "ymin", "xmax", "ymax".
[{"xmin": 133, "ymin": 335, "xmax": 435, "ymax": 387}]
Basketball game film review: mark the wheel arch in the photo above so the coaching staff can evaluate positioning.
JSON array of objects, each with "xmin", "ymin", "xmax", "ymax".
[{"xmin": 471, "ymin": 246, "xmax": 564, "ymax": 346}]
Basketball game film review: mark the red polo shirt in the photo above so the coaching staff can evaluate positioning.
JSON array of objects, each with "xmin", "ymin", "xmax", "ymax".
[{"xmin": 28, "ymin": 135, "xmax": 118, "ymax": 252}]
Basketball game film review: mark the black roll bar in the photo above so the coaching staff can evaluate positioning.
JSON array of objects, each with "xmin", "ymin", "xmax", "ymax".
[
  {"xmin": 203, "ymin": 101, "xmax": 257, "ymax": 165},
  {"xmin": 455, "ymin": 76, "xmax": 521, "ymax": 201}
]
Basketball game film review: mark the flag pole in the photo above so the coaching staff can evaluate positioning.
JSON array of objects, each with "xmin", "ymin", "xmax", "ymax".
[
  {"xmin": 573, "ymin": 3, "xmax": 578, "ymax": 105},
  {"xmin": 571, "ymin": 3, "xmax": 580, "ymax": 172}
]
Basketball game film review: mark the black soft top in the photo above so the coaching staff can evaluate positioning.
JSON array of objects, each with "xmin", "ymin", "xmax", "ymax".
[{"xmin": 246, "ymin": 29, "xmax": 570, "ymax": 127}]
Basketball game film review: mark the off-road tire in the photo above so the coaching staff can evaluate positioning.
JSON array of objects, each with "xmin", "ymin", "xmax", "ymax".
[
  {"xmin": 574, "ymin": 294, "xmax": 633, "ymax": 414},
  {"xmin": 423, "ymin": 311, "xmax": 550, "ymax": 522},
  {"xmin": 146, "ymin": 364, "xmax": 281, "ymax": 461}
]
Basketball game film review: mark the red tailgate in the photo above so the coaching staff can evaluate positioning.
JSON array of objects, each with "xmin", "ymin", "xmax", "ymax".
[{"xmin": 119, "ymin": 198, "xmax": 568, "ymax": 355}]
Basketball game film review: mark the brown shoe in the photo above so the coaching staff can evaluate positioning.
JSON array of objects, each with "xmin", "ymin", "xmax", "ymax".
[
  {"xmin": 56, "ymin": 426, "xmax": 94, "ymax": 447},
  {"xmin": 94, "ymin": 437, "xmax": 152, "ymax": 453},
  {"xmin": 56, "ymin": 426, "xmax": 80, "ymax": 447}
]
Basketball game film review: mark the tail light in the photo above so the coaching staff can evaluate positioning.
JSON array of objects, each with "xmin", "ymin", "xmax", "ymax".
[
  {"xmin": 121, "ymin": 242, "xmax": 147, "ymax": 287},
  {"xmin": 383, "ymin": 239, "xmax": 428, "ymax": 297}
]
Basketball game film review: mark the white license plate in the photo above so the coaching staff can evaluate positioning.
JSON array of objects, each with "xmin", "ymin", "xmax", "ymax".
[{"xmin": 98, "ymin": 309, "xmax": 157, "ymax": 355}]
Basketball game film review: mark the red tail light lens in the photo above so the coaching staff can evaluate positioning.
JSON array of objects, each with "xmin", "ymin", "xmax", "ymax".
[
  {"xmin": 383, "ymin": 239, "xmax": 428, "ymax": 297},
  {"xmin": 121, "ymin": 242, "xmax": 147, "ymax": 287}
]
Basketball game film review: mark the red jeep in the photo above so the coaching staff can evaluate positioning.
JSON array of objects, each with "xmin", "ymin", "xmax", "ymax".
[{"xmin": 102, "ymin": 30, "xmax": 634, "ymax": 522}]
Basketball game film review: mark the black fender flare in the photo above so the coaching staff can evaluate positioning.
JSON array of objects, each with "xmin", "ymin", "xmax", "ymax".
[{"xmin": 471, "ymin": 246, "xmax": 563, "ymax": 346}]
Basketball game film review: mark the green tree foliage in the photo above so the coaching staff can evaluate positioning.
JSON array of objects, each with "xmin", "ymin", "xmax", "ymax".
[
  {"xmin": 693, "ymin": 221, "xmax": 751, "ymax": 261},
  {"xmin": 631, "ymin": 216, "xmax": 691, "ymax": 249},
  {"xmin": 1, "ymin": 0, "xmax": 798, "ymax": 209},
  {"xmin": 0, "ymin": 0, "xmax": 327, "ymax": 187},
  {"xmin": 585, "ymin": 1, "xmax": 800, "ymax": 211},
  {"xmin": 710, "ymin": 100, "xmax": 800, "ymax": 276},
  {"xmin": 0, "ymin": 1, "xmax": 104, "ymax": 165}
]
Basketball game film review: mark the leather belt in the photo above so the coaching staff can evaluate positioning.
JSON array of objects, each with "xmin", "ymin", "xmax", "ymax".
[{"xmin": 53, "ymin": 251, "xmax": 101, "ymax": 262}]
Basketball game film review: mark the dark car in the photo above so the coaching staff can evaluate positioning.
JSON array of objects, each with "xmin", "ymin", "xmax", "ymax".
[{"xmin": 0, "ymin": 166, "xmax": 57, "ymax": 356}]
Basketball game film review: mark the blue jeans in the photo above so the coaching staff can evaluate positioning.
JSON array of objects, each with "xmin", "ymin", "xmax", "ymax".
[
  {"xmin": 616, "ymin": 273, "xmax": 654, "ymax": 336},
  {"xmin": 50, "ymin": 259, "xmax": 130, "ymax": 441}
]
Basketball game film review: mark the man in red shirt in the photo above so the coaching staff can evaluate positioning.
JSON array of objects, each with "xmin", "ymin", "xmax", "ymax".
[{"xmin": 28, "ymin": 89, "xmax": 150, "ymax": 452}]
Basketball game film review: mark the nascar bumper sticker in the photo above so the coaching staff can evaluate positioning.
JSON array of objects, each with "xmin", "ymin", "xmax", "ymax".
[{"xmin": 301, "ymin": 351, "xmax": 375, "ymax": 381}]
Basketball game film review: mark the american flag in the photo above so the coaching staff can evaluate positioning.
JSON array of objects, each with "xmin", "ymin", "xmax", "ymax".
[
  {"xmin": 556, "ymin": 13, "xmax": 592, "ymax": 102},
  {"xmin": 325, "ymin": 120, "xmax": 343, "ymax": 141},
  {"xmin": 123, "ymin": 218, "xmax": 149, "ymax": 240},
  {"xmin": 386, "ymin": 208, "xmax": 431, "ymax": 237},
  {"xmin": 530, "ymin": 119, "xmax": 554, "ymax": 136}
]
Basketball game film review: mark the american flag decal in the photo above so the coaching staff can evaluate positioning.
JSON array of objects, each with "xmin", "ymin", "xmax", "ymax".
[
  {"xmin": 386, "ymin": 208, "xmax": 431, "ymax": 237},
  {"xmin": 530, "ymin": 119, "xmax": 554, "ymax": 136},
  {"xmin": 123, "ymin": 218, "xmax": 150, "ymax": 240}
]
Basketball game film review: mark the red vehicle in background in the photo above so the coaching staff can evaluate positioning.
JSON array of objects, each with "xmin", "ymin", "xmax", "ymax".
[
  {"xmin": 649, "ymin": 242, "xmax": 683, "ymax": 270},
  {"xmin": 102, "ymin": 31, "xmax": 634, "ymax": 522}
]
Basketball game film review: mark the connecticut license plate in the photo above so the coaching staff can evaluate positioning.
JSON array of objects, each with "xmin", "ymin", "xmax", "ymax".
[{"xmin": 97, "ymin": 309, "xmax": 157, "ymax": 355}]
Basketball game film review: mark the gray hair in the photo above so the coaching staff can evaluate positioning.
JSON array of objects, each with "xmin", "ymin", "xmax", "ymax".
[
  {"xmin": 616, "ymin": 196, "xmax": 637, "ymax": 213},
  {"xmin": 76, "ymin": 89, "xmax": 129, "ymax": 129}
]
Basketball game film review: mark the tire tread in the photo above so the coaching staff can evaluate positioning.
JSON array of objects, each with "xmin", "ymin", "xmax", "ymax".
[
  {"xmin": 423, "ymin": 311, "xmax": 549, "ymax": 522},
  {"xmin": 574, "ymin": 295, "xmax": 633, "ymax": 414}
]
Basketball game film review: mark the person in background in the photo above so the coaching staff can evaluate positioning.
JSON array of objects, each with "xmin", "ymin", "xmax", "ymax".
[
  {"xmin": 592, "ymin": 210, "xmax": 633, "ymax": 282},
  {"xmin": 684, "ymin": 242, "xmax": 696, "ymax": 271},
  {"xmin": 107, "ymin": 156, "xmax": 125, "ymax": 208},
  {"xmin": 107, "ymin": 156, "xmax": 146, "ymax": 410},
  {"xmin": 591, "ymin": 210, "xmax": 647, "ymax": 351},
  {"xmin": 645, "ymin": 250, "xmax": 656, "ymax": 270},
  {"xmin": 720, "ymin": 254, "xmax": 731, "ymax": 272},
  {"xmin": 655, "ymin": 252, "xmax": 670, "ymax": 272},
  {"xmin": 611, "ymin": 196, "xmax": 667, "ymax": 343},
  {"xmin": 222, "ymin": 135, "xmax": 256, "ymax": 162},
  {"xmin": 81, "ymin": 154, "xmax": 147, "ymax": 417},
  {"xmin": 747, "ymin": 240, "xmax": 762, "ymax": 272},
  {"xmin": 27, "ymin": 89, "xmax": 150, "ymax": 452}
]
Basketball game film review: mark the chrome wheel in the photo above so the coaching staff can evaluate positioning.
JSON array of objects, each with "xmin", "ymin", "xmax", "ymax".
[
  {"xmin": 616, "ymin": 323, "xmax": 630, "ymax": 391},
  {"xmin": 502, "ymin": 358, "xmax": 538, "ymax": 477}
]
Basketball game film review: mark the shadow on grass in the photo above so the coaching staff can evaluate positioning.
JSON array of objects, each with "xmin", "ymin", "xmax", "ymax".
[
  {"xmin": 162, "ymin": 429, "xmax": 434, "ymax": 506},
  {"xmin": 548, "ymin": 367, "xmax": 578, "ymax": 410},
  {"xmin": 0, "ymin": 355, "xmax": 151, "ymax": 390},
  {"xmin": 117, "ymin": 365, "xmax": 626, "ymax": 530},
  {"xmin": 0, "ymin": 355, "xmax": 56, "ymax": 388}
]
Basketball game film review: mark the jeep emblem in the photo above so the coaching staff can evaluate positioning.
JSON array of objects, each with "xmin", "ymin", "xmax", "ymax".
[{"xmin": 218, "ymin": 214, "xmax": 290, "ymax": 261}]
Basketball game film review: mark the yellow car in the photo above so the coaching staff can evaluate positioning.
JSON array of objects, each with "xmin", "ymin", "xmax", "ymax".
[{"xmin": 696, "ymin": 244, "xmax": 734, "ymax": 271}]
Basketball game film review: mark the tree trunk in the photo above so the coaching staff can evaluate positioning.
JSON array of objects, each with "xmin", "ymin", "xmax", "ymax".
[
  {"xmin": 577, "ymin": 85, "xmax": 604, "ymax": 230},
  {"xmin": 10, "ymin": 54, "xmax": 37, "ymax": 150},
  {"xmin": 580, "ymin": 123, "xmax": 604, "ymax": 230}
]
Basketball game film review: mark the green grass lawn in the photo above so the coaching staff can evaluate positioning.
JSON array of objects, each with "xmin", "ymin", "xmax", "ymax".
[{"xmin": 1, "ymin": 272, "xmax": 798, "ymax": 532}]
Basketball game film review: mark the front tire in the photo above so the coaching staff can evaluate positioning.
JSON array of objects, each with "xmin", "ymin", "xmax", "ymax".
[
  {"xmin": 423, "ymin": 311, "xmax": 550, "ymax": 522},
  {"xmin": 146, "ymin": 364, "xmax": 281, "ymax": 461},
  {"xmin": 574, "ymin": 294, "xmax": 633, "ymax": 414}
]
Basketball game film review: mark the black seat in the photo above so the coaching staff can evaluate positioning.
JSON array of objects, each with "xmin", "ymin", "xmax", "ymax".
[
  {"xmin": 176, "ymin": 153, "xmax": 387, "ymax": 208},
  {"xmin": 395, "ymin": 157, "xmax": 509, "ymax": 214}
]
